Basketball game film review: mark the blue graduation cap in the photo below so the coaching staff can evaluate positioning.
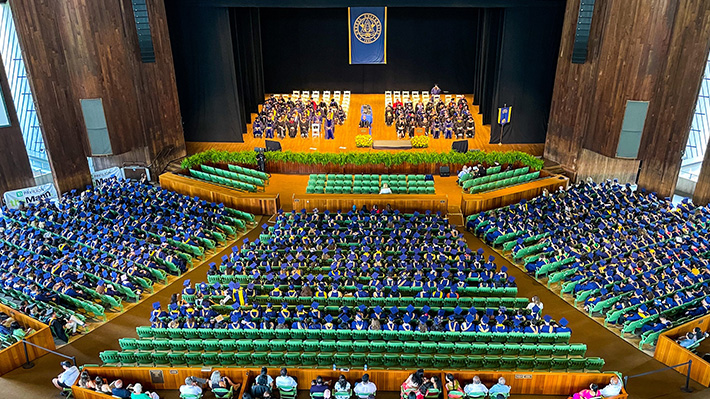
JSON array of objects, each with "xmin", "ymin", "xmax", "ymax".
[
  {"xmin": 324, "ymin": 314, "xmax": 333, "ymax": 323},
  {"xmin": 183, "ymin": 279, "xmax": 191, "ymax": 287},
  {"xmin": 543, "ymin": 315, "xmax": 552, "ymax": 323},
  {"xmin": 422, "ymin": 305, "xmax": 431, "ymax": 314},
  {"xmin": 389, "ymin": 306, "xmax": 399, "ymax": 315}
]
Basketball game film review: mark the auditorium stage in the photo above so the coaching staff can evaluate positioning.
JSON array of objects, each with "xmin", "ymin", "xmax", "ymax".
[{"xmin": 186, "ymin": 94, "xmax": 545, "ymax": 156}]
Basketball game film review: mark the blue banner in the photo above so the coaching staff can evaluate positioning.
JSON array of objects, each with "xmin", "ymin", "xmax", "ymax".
[{"xmin": 349, "ymin": 7, "xmax": 386, "ymax": 64}]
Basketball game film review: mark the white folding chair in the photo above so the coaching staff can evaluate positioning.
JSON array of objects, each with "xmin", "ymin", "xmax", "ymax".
[
  {"xmin": 402, "ymin": 91, "xmax": 410, "ymax": 98},
  {"xmin": 312, "ymin": 90, "xmax": 320, "ymax": 99},
  {"xmin": 445, "ymin": 94, "xmax": 452, "ymax": 102},
  {"xmin": 292, "ymin": 90, "xmax": 300, "ymax": 97},
  {"xmin": 393, "ymin": 90, "xmax": 401, "ymax": 97},
  {"xmin": 311, "ymin": 123, "xmax": 321, "ymax": 137},
  {"xmin": 385, "ymin": 90, "xmax": 392, "ymax": 97},
  {"xmin": 323, "ymin": 90, "xmax": 331, "ymax": 98},
  {"xmin": 411, "ymin": 91, "xmax": 419, "ymax": 96}
]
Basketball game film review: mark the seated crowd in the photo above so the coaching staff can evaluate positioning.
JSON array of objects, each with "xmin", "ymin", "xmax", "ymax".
[
  {"xmin": 0, "ymin": 308, "xmax": 34, "ymax": 346},
  {"xmin": 676, "ymin": 327, "xmax": 708, "ymax": 349},
  {"xmin": 141, "ymin": 209, "xmax": 582, "ymax": 334},
  {"xmin": 385, "ymin": 96, "xmax": 474, "ymax": 139},
  {"xmin": 0, "ymin": 178, "xmax": 252, "ymax": 341},
  {"xmin": 252, "ymin": 95, "xmax": 347, "ymax": 139},
  {"xmin": 469, "ymin": 180, "xmax": 710, "ymax": 343}
]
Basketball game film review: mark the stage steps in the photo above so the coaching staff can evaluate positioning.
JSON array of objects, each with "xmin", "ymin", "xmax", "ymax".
[{"xmin": 165, "ymin": 158, "xmax": 186, "ymax": 174}]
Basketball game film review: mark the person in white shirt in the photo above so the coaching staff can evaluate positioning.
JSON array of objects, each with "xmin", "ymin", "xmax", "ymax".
[
  {"xmin": 180, "ymin": 377, "xmax": 203, "ymax": 396},
  {"xmin": 353, "ymin": 374, "xmax": 377, "ymax": 397},
  {"xmin": 53, "ymin": 361, "xmax": 80, "ymax": 394},
  {"xmin": 334, "ymin": 375, "xmax": 351, "ymax": 394},
  {"xmin": 463, "ymin": 376, "xmax": 488, "ymax": 396},
  {"xmin": 275, "ymin": 368, "xmax": 298, "ymax": 389},
  {"xmin": 599, "ymin": 376, "xmax": 623, "ymax": 397},
  {"xmin": 526, "ymin": 296, "xmax": 543, "ymax": 314},
  {"xmin": 379, "ymin": 183, "xmax": 392, "ymax": 194}
]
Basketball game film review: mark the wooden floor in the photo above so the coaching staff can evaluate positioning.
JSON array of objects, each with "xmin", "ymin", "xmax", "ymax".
[{"xmin": 186, "ymin": 94, "xmax": 545, "ymax": 156}]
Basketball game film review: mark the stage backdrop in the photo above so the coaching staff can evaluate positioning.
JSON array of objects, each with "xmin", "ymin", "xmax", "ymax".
[{"xmin": 261, "ymin": 7, "xmax": 477, "ymax": 93}]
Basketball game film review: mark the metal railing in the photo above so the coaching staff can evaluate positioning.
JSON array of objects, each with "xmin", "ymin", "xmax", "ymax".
[
  {"xmin": 20, "ymin": 339, "xmax": 76, "ymax": 369},
  {"xmin": 623, "ymin": 360, "xmax": 693, "ymax": 394}
]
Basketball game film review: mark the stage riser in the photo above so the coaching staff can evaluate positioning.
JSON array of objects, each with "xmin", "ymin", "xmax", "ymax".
[{"xmin": 159, "ymin": 173, "xmax": 280, "ymax": 215}]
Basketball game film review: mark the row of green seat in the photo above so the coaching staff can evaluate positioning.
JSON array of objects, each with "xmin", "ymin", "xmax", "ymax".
[
  {"xmin": 118, "ymin": 338, "xmax": 587, "ymax": 357},
  {"xmin": 135, "ymin": 327, "xmax": 571, "ymax": 344},
  {"xmin": 189, "ymin": 169, "xmax": 257, "ymax": 192},
  {"xmin": 465, "ymin": 172, "xmax": 540, "ymax": 193},
  {"xmin": 311, "ymin": 174, "xmax": 428, "ymax": 183},
  {"xmin": 202, "ymin": 165, "xmax": 266, "ymax": 187},
  {"xmin": 100, "ymin": 350, "xmax": 604, "ymax": 372},
  {"xmin": 460, "ymin": 167, "xmax": 529, "ymax": 186},
  {"xmin": 308, "ymin": 186, "xmax": 435, "ymax": 194},
  {"xmin": 227, "ymin": 164, "xmax": 269, "ymax": 181}
]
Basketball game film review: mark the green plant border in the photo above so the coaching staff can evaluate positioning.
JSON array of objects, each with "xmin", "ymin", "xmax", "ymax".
[{"xmin": 181, "ymin": 148, "xmax": 544, "ymax": 170}]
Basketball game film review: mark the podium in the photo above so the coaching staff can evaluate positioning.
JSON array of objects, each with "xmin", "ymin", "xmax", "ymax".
[
  {"xmin": 359, "ymin": 127, "xmax": 370, "ymax": 135},
  {"xmin": 414, "ymin": 127, "xmax": 425, "ymax": 135}
]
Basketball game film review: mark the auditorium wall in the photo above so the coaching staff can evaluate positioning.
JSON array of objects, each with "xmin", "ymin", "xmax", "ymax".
[
  {"xmin": 545, "ymin": 0, "xmax": 710, "ymax": 197},
  {"xmin": 9, "ymin": 0, "xmax": 185, "ymax": 193}
]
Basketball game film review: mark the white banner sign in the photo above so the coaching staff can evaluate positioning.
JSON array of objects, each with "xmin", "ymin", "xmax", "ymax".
[
  {"xmin": 3, "ymin": 183, "xmax": 58, "ymax": 210},
  {"xmin": 91, "ymin": 167, "xmax": 123, "ymax": 185}
]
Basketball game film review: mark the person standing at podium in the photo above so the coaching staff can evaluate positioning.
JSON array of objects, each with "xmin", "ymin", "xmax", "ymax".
[{"xmin": 431, "ymin": 84, "xmax": 442, "ymax": 95}]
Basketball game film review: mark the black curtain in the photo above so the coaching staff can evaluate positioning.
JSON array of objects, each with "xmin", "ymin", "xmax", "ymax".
[
  {"xmin": 472, "ymin": 8, "xmax": 504, "ymax": 126},
  {"xmin": 259, "ymin": 8, "xmax": 477, "ymax": 93},
  {"xmin": 489, "ymin": 6, "xmax": 564, "ymax": 144},
  {"xmin": 230, "ymin": 8, "xmax": 265, "ymax": 124},
  {"xmin": 165, "ymin": 4, "xmax": 245, "ymax": 142}
]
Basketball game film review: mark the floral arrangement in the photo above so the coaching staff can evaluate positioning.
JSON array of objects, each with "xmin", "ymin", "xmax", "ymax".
[
  {"xmin": 355, "ymin": 134, "xmax": 373, "ymax": 148},
  {"xmin": 411, "ymin": 135, "xmax": 430, "ymax": 148}
]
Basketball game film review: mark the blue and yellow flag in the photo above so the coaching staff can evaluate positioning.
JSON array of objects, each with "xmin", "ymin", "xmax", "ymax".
[{"xmin": 349, "ymin": 7, "xmax": 387, "ymax": 64}]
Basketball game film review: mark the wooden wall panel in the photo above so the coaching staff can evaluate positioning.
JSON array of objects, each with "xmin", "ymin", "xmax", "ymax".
[
  {"xmin": 0, "ymin": 51, "xmax": 35, "ymax": 202},
  {"xmin": 637, "ymin": 0, "xmax": 710, "ymax": 197},
  {"xmin": 544, "ymin": 0, "xmax": 610, "ymax": 169},
  {"xmin": 9, "ymin": 0, "xmax": 92, "ymax": 193},
  {"xmin": 575, "ymin": 149, "xmax": 640, "ymax": 185},
  {"xmin": 693, "ymin": 145, "xmax": 710, "ymax": 205},
  {"xmin": 75, "ymin": 367, "xmax": 627, "ymax": 398},
  {"xmin": 654, "ymin": 336, "xmax": 710, "ymax": 387},
  {"xmin": 9, "ymin": 0, "xmax": 185, "ymax": 193},
  {"xmin": 546, "ymin": 0, "xmax": 710, "ymax": 197},
  {"xmin": 159, "ymin": 172, "xmax": 280, "ymax": 215},
  {"xmin": 0, "ymin": 302, "xmax": 55, "ymax": 376},
  {"xmin": 461, "ymin": 174, "xmax": 569, "ymax": 216}
]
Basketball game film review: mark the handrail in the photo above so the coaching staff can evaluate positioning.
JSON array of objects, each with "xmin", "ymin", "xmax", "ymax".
[
  {"xmin": 623, "ymin": 360, "xmax": 693, "ymax": 393},
  {"xmin": 20, "ymin": 339, "xmax": 76, "ymax": 369}
]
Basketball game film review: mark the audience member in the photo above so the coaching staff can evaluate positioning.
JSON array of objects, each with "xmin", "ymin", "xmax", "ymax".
[
  {"xmin": 401, "ymin": 370, "xmax": 426, "ymax": 399},
  {"xmin": 444, "ymin": 374, "xmax": 463, "ymax": 399},
  {"xmin": 568, "ymin": 383, "xmax": 599, "ymax": 399},
  {"xmin": 310, "ymin": 376, "xmax": 332, "ymax": 399},
  {"xmin": 599, "ymin": 376, "xmax": 623, "ymax": 397},
  {"xmin": 353, "ymin": 374, "xmax": 376, "ymax": 397},
  {"xmin": 251, "ymin": 368, "xmax": 273, "ymax": 398},
  {"xmin": 131, "ymin": 383, "xmax": 159, "ymax": 399},
  {"xmin": 180, "ymin": 377, "xmax": 203, "ymax": 397},
  {"xmin": 112, "ymin": 379, "xmax": 132, "ymax": 399},
  {"xmin": 52, "ymin": 360, "xmax": 80, "ymax": 395},
  {"xmin": 334, "ymin": 375, "xmax": 351, "ymax": 394},
  {"xmin": 487, "ymin": 377, "xmax": 511, "ymax": 399},
  {"xmin": 275, "ymin": 368, "xmax": 298, "ymax": 389},
  {"xmin": 463, "ymin": 376, "xmax": 488, "ymax": 397}
]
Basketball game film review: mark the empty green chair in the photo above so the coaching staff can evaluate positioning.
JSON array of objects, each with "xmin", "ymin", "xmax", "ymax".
[
  {"xmin": 585, "ymin": 357, "xmax": 605, "ymax": 371},
  {"xmin": 119, "ymin": 338, "xmax": 138, "ymax": 350},
  {"xmin": 134, "ymin": 351, "xmax": 153, "ymax": 366},
  {"xmin": 220, "ymin": 339, "xmax": 237, "ymax": 351},
  {"xmin": 569, "ymin": 343, "xmax": 587, "ymax": 357},
  {"xmin": 203, "ymin": 339, "xmax": 221, "ymax": 352},
  {"xmin": 316, "ymin": 352, "xmax": 335, "ymax": 367},
  {"xmin": 500, "ymin": 357, "xmax": 519, "ymax": 370},
  {"xmin": 100, "ymin": 350, "xmax": 120, "ymax": 365},
  {"xmin": 403, "ymin": 341, "xmax": 420, "ymax": 353},
  {"xmin": 302, "ymin": 352, "xmax": 318, "ymax": 366},
  {"xmin": 432, "ymin": 354, "xmax": 450, "ymax": 369},
  {"xmin": 551, "ymin": 358, "xmax": 569, "ymax": 370},
  {"xmin": 387, "ymin": 341, "xmax": 404, "ymax": 353},
  {"xmin": 334, "ymin": 353, "xmax": 351, "ymax": 368},
  {"xmin": 284, "ymin": 353, "xmax": 301, "ymax": 366},
  {"xmin": 170, "ymin": 339, "xmax": 188, "ymax": 351},
  {"xmin": 202, "ymin": 352, "xmax": 220, "ymax": 366},
  {"xmin": 235, "ymin": 352, "xmax": 252, "ymax": 366},
  {"xmin": 218, "ymin": 353, "xmax": 235, "ymax": 366},
  {"xmin": 535, "ymin": 357, "xmax": 553, "ymax": 371},
  {"xmin": 366, "ymin": 353, "xmax": 384, "ymax": 367},
  {"xmin": 568, "ymin": 358, "xmax": 587, "ymax": 371},
  {"xmin": 185, "ymin": 353, "xmax": 203, "ymax": 366},
  {"xmin": 336, "ymin": 340, "xmax": 353, "ymax": 352},
  {"xmin": 268, "ymin": 352, "xmax": 284, "ymax": 366},
  {"xmin": 186, "ymin": 339, "xmax": 203, "ymax": 351},
  {"xmin": 168, "ymin": 353, "xmax": 186, "ymax": 366},
  {"xmin": 383, "ymin": 353, "xmax": 401, "ymax": 367},
  {"xmin": 420, "ymin": 341, "xmax": 438, "ymax": 354},
  {"xmin": 417, "ymin": 354, "xmax": 434, "ymax": 368},
  {"xmin": 251, "ymin": 352, "xmax": 269, "ymax": 366},
  {"xmin": 466, "ymin": 356, "xmax": 485, "ymax": 369},
  {"xmin": 400, "ymin": 354, "xmax": 417, "ymax": 368}
]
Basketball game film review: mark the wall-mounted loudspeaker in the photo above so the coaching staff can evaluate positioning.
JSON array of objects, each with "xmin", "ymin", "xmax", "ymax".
[
  {"xmin": 572, "ymin": 0, "xmax": 596, "ymax": 64},
  {"xmin": 131, "ymin": 0, "xmax": 155, "ymax": 63}
]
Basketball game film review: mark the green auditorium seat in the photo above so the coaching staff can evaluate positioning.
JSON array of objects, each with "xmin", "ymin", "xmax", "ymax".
[
  {"xmin": 367, "ymin": 353, "xmax": 384, "ymax": 368},
  {"xmin": 219, "ymin": 339, "xmax": 237, "ymax": 351},
  {"xmin": 217, "ymin": 353, "xmax": 235, "ymax": 366},
  {"xmin": 186, "ymin": 339, "xmax": 203, "ymax": 351},
  {"xmin": 302, "ymin": 352, "xmax": 318, "ymax": 366},
  {"xmin": 502, "ymin": 343, "xmax": 520, "ymax": 355},
  {"xmin": 466, "ymin": 356, "xmax": 485, "ymax": 369},
  {"xmin": 100, "ymin": 350, "xmax": 120, "ymax": 365},
  {"xmin": 569, "ymin": 343, "xmax": 587, "ymax": 357},
  {"xmin": 274, "ymin": 329, "xmax": 291, "ymax": 339},
  {"xmin": 336, "ymin": 330, "xmax": 353, "ymax": 340},
  {"xmin": 268, "ymin": 352, "xmax": 284, "ymax": 366},
  {"xmin": 234, "ymin": 352, "xmax": 252, "ymax": 366},
  {"xmin": 517, "ymin": 357, "xmax": 536, "ymax": 370},
  {"xmin": 568, "ymin": 358, "xmax": 587, "ymax": 372},
  {"xmin": 133, "ymin": 351, "xmax": 153, "ymax": 366},
  {"xmin": 353, "ymin": 340, "xmax": 369, "ymax": 353},
  {"xmin": 417, "ymin": 354, "xmax": 434, "ymax": 368},
  {"xmin": 400, "ymin": 354, "xmax": 417, "ymax": 368},
  {"xmin": 487, "ymin": 343, "xmax": 504, "ymax": 355},
  {"xmin": 119, "ymin": 338, "xmax": 138, "ymax": 350},
  {"xmin": 284, "ymin": 353, "xmax": 301, "ymax": 366},
  {"xmin": 537, "ymin": 344, "xmax": 553, "ymax": 356},
  {"xmin": 383, "ymin": 353, "xmax": 401, "ymax": 368},
  {"xmin": 136, "ymin": 326, "xmax": 153, "ymax": 338},
  {"xmin": 185, "ymin": 353, "xmax": 203, "ymax": 366},
  {"xmin": 251, "ymin": 352, "xmax": 269, "ymax": 366},
  {"xmin": 538, "ymin": 333, "xmax": 556, "ymax": 343},
  {"xmin": 403, "ymin": 341, "xmax": 419, "ymax": 353},
  {"xmin": 314, "ymin": 352, "xmax": 332, "ymax": 367},
  {"xmin": 169, "ymin": 339, "xmax": 187, "ymax": 351},
  {"xmin": 551, "ymin": 358, "xmax": 569, "ymax": 370},
  {"xmin": 519, "ymin": 344, "xmax": 537, "ymax": 356},
  {"xmin": 202, "ymin": 352, "xmax": 220, "ymax": 366},
  {"xmin": 237, "ymin": 339, "xmax": 254, "ymax": 351},
  {"xmin": 370, "ymin": 340, "xmax": 387, "ymax": 353},
  {"xmin": 202, "ymin": 339, "xmax": 220, "ymax": 352},
  {"xmin": 117, "ymin": 351, "xmax": 137, "ymax": 365},
  {"xmin": 500, "ymin": 357, "xmax": 519, "ymax": 370},
  {"xmin": 433, "ymin": 354, "xmax": 450, "ymax": 369},
  {"xmin": 552, "ymin": 344, "xmax": 570, "ymax": 357},
  {"xmin": 420, "ymin": 341, "xmax": 438, "ymax": 354},
  {"xmin": 585, "ymin": 357, "xmax": 605, "ymax": 371},
  {"xmin": 167, "ymin": 353, "xmax": 186, "ymax": 366},
  {"xmin": 182, "ymin": 329, "xmax": 200, "ymax": 339},
  {"xmin": 303, "ymin": 339, "xmax": 320, "ymax": 352},
  {"xmin": 136, "ymin": 339, "xmax": 153, "ymax": 351},
  {"xmin": 535, "ymin": 357, "xmax": 553, "ymax": 371},
  {"xmin": 286, "ymin": 339, "xmax": 304, "ymax": 351},
  {"xmin": 387, "ymin": 341, "xmax": 404, "ymax": 353},
  {"xmin": 336, "ymin": 340, "xmax": 353, "ymax": 352}
]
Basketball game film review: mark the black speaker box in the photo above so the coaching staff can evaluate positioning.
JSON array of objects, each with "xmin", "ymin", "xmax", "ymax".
[
  {"xmin": 440, "ymin": 166, "xmax": 450, "ymax": 177},
  {"xmin": 452, "ymin": 140, "xmax": 469, "ymax": 153},
  {"xmin": 265, "ymin": 140, "xmax": 282, "ymax": 152}
]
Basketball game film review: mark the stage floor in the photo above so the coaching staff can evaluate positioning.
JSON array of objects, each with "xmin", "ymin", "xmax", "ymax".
[{"xmin": 186, "ymin": 94, "xmax": 544, "ymax": 156}]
